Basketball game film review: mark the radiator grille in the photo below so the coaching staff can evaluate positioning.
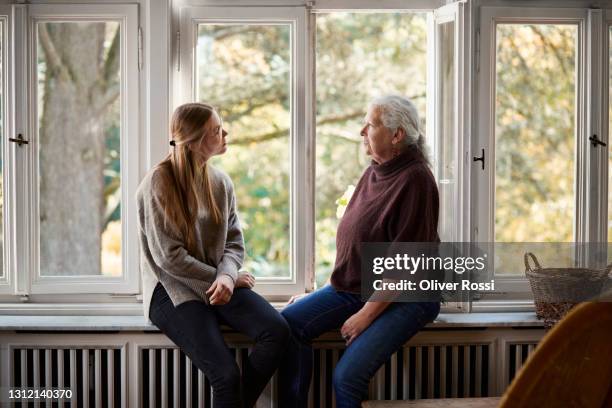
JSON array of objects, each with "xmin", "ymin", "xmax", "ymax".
[
  {"xmin": 2, "ymin": 334, "xmax": 544, "ymax": 407},
  {"xmin": 141, "ymin": 346, "xmax": 254, "ymax": 408},
  {"xmin": 507, "ymin": 342, "xmax": 538, "ymax": 386},
  {"xmin": 309, "ymin": 344, "xmax": 491, "ymax": 407},
  {"xmin": 141, "ymin": 343, "xmax": 491, "ymax": 407},
  {"xmin": 10, "ymin": 347, "xmax": 124, "ymax": 407}
]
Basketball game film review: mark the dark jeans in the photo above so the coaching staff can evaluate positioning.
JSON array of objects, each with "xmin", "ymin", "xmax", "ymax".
[
  {"xmin": 149, "ymin": 282, "xmax": 290, "ymax": 408},
  {"xmin": 278, "ymin": 284, "xmax": 440, "ymax": 408}
]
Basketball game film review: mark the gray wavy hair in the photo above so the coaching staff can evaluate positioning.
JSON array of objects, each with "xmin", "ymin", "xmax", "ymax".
[{"xmin": 369, "ymin": 95, "xmax": 429, "ymax": 164}]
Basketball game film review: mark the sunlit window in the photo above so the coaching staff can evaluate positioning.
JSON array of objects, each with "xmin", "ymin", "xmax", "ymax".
[
  {"xmin": 196, "ymin": 24, "xmax": 291, "ymax": 279},
  {"xmin": 315, "ymin": 12, "xmax": 428, "ymax": 287},
  {"xmin": 36, "ymin": 22, "xmax": 122, "ymax": 277}
]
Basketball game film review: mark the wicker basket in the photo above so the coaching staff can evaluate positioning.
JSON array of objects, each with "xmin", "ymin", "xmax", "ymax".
[{"xmin": 524, "ymin": 252, "xmax": 611, "ymax": 330}]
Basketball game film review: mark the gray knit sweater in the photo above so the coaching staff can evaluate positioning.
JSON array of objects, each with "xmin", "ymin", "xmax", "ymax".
[{"xmin": 136, "ymin": 164, "xmax": 244, "ymax": 322}]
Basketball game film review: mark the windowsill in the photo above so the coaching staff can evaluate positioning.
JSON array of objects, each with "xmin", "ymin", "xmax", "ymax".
[{"xmin": 0, "ymin": 312, "xmax": 545, "ymax": 332}]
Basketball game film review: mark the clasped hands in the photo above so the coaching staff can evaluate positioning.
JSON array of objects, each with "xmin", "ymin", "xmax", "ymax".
[{"xmin": 206, "ymin": 272, "xmax": 255, "ymax": 305}]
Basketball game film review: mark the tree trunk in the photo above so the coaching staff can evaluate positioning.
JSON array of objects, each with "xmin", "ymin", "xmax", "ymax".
[{"xmin": 38, "ymin": 23, "xmax": 115, "ymax": 277}]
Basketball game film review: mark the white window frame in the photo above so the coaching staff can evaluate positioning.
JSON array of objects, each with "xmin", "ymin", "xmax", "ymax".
[
  {"xmin": 1, "ymin": 3, "xmax": 140, "ymax": 300},
  {"xmin": 5, "ymin": 0, "xmax": 608, "ymax": 314},
  {"xmin": 0, "ymin": 5, "xmax": 14, "ymax": 295},
  {"xmin": 432, "ymin": 1, "xmax": 471, "ymax": 244},
  {"xmin": 431, "ymin": 2, "xmax": 472, "ymax": 312},
  {"xmin": 175, "ymin": 4, "xmax": 309, "ymax": 298},
  {"xmin": 173, "ymin": 1, "xmax": 471, "ymax": 303},
  {"xmin": 313, "ymin": 2, "xmax": 470, "ymax": 313},
  {"xmin": 472, "ymin": 5, "xmax": 612, "ymax": 310},
  {"xmin": 600, "ymin": 9, "xmax": 612, "ymax": 245}
]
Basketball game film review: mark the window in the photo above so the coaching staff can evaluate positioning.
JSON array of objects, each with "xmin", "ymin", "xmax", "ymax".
[
  {"xmin": 494, "ymin": 23, "xmax": 577, "ymax": 246},
  {"xmin": 36, "ymin": 20, "xmax": 123, "ymax": 278},
  {"xmin": 494, "ymin": 23, "xmax": 578, "ymax": 278},
  {"xmin": 0, "ymin": 6, "xmax": 11, "ymax": 296},
  {"xmin": 177, "ymin": 6, "xmax": 307, "ymax": 296},
  {"xmin": 473, "ymin": 7, "xmax": 612, "ymax": 305},
  {"xmin": 0, "ymin": 15, "xmax": 5, "ymax": 281},
  {"xmin": 314, "ymin": 11, "xmax": 428, "ymax": 287},
  {"xmin": 196, "ymin": 24, "xmax": 291, "ymax": 279},
  {"xmin": 177, "ymin": 2, "xmax": 467, "ymax": 300},
  {"xmin": 3, "ymin": 0, "xmax": 611, "ymax": 312},
  {"xmin": 609, "ymin": 24, "xmax": 612, "ymax": 249},
  {"xmin": 2, "ymin": 4, "xmax": 140, "ymax": 299}
]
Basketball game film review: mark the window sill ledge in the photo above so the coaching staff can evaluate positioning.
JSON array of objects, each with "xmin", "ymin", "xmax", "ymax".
[{"xmin": 0, "ymin": 312, "xmax": 545, "ymax": 332}]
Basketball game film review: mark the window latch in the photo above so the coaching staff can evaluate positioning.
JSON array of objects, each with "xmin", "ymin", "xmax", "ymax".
[
  {"xmin": 9, "ymin": 133, "xmax": 29, "ymax": 147},
  {"xmin": 473, "ymin": 148, "xmax": 485, "ymax": 170},
  {"xmin": 589, "ymin": 134, "xmax": 606, "ymax": 148}
]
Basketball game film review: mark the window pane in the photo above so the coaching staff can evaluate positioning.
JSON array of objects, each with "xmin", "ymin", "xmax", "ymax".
[
  {"xmin": 494, "ymin": 24, "xmax": 576, "ymax": 276},
  {"xmin": 495, "ymin": 24, "xmax": 576, "ymax": 244},
  {"xmin": 437, "ymin": 21, "xmax": 456, "ymax": 242},
  {"xmin": 0, "ymin": 20, "xmax": 3, "ymax": 278},
  {"xmin": 609, "ymin": 27, "xmax": 612, "ymax": 247},
  {"xmin": 37, "ymin": 22, "xmax": 121, "ymax": 277},
  {"xmin": 196, "ymin": 24, "xmax": 291, "ymax": 278},
  {"xmin": 315, "ymin": 13, "xmax": 428, "ymax": 287}
]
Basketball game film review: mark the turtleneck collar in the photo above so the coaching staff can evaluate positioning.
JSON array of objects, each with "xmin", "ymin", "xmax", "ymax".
[{"xmin": 371, "ymin": 144, "xmax": 425, "ymax": 177}]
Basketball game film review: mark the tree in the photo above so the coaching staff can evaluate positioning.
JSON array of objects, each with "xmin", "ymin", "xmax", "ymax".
[{"xmin": 37, "ymin": 22, "xmax": 120, "ymax": 276}]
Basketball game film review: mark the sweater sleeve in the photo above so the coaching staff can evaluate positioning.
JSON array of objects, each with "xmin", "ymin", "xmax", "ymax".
[
  {"xmin": 216, "ymin": 180, "xmax": 245, "ymax": 283},
  {"xmin": 137, "ymin": 177, "xmax": 217, "ymax": 283}
]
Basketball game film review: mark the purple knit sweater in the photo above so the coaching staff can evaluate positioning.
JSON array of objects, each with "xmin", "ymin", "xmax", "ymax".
[{"xmin": 330, "ymin": 145, "xmax": 440, "ymax": 293}]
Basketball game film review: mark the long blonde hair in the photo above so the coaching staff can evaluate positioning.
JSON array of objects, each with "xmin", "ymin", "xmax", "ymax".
[{"xmin": 155, "ymin": 102, "xmax": 222, "ymax": 254}]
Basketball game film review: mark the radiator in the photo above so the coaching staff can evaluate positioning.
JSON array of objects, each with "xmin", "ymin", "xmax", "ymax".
[
  {"xmin": 139, "ymin": 343, "xmax": 497, "ymax": 407},
  {"xmin": 4, "ymin": 333, "xmax": 542, "ymax": 407},
  {"xmin": 9, "ymin": 347, "xmax": 125, "ymax": 407},
  {"xmin": 506, "ymin": 342, "xmax": 538, "ymax": 388}
]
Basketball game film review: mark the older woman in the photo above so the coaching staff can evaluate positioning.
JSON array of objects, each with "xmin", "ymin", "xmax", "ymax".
[{"xmin": 278, "ymin": 95, "xmax": 440, "ymax": 408}]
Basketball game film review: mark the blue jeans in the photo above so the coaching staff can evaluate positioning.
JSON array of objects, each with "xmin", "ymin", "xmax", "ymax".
[
  {"xmin": 278, "ymin": 285, "xmax": 440, "ymax": 408},
  {"xmin": 149, "ymin": 282, "xmax": 290, "ymax": 408}
]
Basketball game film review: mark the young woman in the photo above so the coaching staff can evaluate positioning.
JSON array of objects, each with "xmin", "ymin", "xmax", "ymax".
[{"xmin": 137, "ymin": 102, "xmax": 290, "ymax": 408}]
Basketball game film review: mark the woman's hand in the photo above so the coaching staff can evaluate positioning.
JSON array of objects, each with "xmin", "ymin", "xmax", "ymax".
[
  {"xmin": 340, "ymin": 310, "xmax": 374, "ymax": 346},
  {"xmin": 206, "ymin": 275, "xmax": 235, "ymax": 305},
  {"xmin": 235, "ymin": 272, "xmax": 255, "ymax": 289},
  {"xmin": 287, "ymin": 293, "xmax": 309, "ymax": 305}
]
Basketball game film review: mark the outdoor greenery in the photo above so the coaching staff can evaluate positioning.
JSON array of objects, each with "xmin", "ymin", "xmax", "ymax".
[
  {"xmin": 495, "ymin": 24, "xmax": 576, "ymax": 244},
  {"xmin": 23, "ymin": 14, "xmax": 602, "ymax": 281}
]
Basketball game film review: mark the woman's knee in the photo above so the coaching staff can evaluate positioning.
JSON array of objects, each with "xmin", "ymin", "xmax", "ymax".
[
  {"xmin": 261, "ymin": 313, "xmax": 291, "ymax": 347},
  {"xmin": 275, "ymin": 315, "xmax": 291, "ymax": 344}
]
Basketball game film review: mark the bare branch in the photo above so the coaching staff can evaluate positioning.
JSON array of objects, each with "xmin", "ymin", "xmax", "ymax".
[
  {"xmin": 229, "ymin": 91, "xmax": 427, "ymax": 146},
  {"xmin": 38, "ymin": 24, "xmax": 72, "ymax": 82},
  {"xmin": 232, "ymin": 128, "xmax": 288, "ymax": 145},
  {"xmin": 209, "ymin": 26, "xmax": 269, "ymax": 41},
  {"xmin": 318, "ymin": 129, "xmax": 361, "ymax": 144},
  {"xmin": 530, "ymin": 26, "xmax": 570, "ymax": 78},
  {"xmin": 506, "ymin": 36, "xmax": 530, "ymax": 74},
  {"xmin": 225, "ymin": 94, "xmax": 286, "ymax": 122},
  {"xmin": 317, "ymin": 110, "xmax": 365, "ymax": 126},
  {"xmin": 232, "ymin": 110, "xmax": 364, "ymax": 146}
]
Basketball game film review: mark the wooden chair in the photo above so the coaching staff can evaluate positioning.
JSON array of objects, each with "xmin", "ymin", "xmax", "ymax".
[{"xmin": 363, "ymin": 300, "xmax": 612, "ymax": 408}]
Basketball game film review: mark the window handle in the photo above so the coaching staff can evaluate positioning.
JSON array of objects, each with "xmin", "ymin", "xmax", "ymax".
[
  {"xmin": 9, "ymin": 133, "xmax": 29, "ymax": 147},
  {"xmin": 473, "ymin": 148, "xmax": 485, "ymax": 170},
  {"xmin": 589, "ymin": 134, "xmax": 606, "ymax": 148}
]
